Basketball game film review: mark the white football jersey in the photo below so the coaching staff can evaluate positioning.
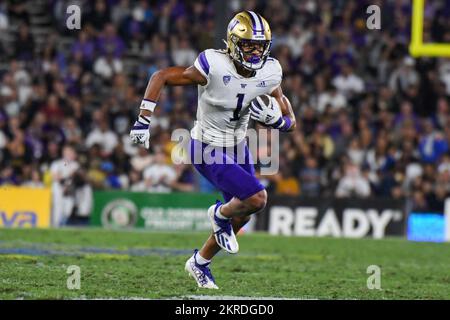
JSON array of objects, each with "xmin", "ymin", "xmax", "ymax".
[{"xmin": 191, "ymin": 49, "xmax": 282, "ymax": 147}]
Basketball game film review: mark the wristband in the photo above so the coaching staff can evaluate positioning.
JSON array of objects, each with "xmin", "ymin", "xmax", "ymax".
[
  {"xmin": 273, "ymin": 116, "xmax": 292, "ymax": 132},
  {"xmin": 140, "ymin": 99, "xmax": 157, "ymax": 112}
]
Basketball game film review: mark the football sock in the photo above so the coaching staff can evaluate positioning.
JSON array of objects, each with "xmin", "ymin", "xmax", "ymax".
[
  {"xmin": 215, "ymin": 205, "xmax": 230, "ymax": 220},
  {"xmin": 195, "ymin": 252, "xmax": 211, "ymax": 265}
]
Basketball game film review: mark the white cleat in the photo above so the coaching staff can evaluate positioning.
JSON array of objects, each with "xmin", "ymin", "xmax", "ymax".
[
  {"xmin": 185, "ymin": 250, "xmax": 219, "ymax": 289},
  {"xmin": 208, "ymin": 201, "xmax": 239, "ymax": 254}
]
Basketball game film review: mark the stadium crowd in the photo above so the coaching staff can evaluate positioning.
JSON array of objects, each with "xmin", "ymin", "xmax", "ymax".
[{"xmin": 1, "ymin": 0, "xmax": 450, "ymax": 223}]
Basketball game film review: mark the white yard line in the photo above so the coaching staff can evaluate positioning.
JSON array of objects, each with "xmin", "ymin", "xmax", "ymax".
[
  {"xmin": 76, "ymin": 295, "xmax": 315, "ymax": 300},
  {"xmin": 175, "ymin": 295, "xmax": 314, "ymax": 300}
]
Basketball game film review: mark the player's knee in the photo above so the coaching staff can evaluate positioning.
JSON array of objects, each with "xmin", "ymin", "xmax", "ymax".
[{"xmin": 246, "ymin": 189, "xmax": 267, "ymax": 213}]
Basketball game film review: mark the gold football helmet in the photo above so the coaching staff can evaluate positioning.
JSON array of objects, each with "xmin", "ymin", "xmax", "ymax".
[{"xmin": 226, "ymin": 11, "xmax": 272, "ymax": 71}]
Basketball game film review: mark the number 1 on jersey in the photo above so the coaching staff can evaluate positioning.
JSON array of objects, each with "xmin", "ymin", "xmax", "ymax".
[{"xmin": 230, "ymin": 93, "xmax": 245, "ymax": 121}]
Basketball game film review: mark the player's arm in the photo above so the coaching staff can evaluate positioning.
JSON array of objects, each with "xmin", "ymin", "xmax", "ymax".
[
  {"xmin": 130, "ymin": 66, "xmax": 206, "ymax": 148},
  {"xmin": 140, "ymin": 66, "xmax": 206, "ymax": 117},
  {"xmin": 269, "ymin": 85, "xmax": 296, "ymax": 132}
]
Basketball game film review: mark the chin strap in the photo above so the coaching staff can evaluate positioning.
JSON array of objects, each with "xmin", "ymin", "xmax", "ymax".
[{"xmin": 222, "ymin": 39, "xmax": 228, "ymax": 48}]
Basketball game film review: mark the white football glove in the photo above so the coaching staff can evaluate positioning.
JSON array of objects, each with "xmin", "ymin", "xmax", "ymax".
[
  {"xmin": 130, "ymin": 114, "xmax": 151, "ymax": 149},
  {"xmin": 249, "ymin": 95, "xmax": 283, "ymax": 127}
]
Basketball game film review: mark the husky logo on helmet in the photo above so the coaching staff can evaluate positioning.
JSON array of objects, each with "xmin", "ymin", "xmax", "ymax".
[{"xmin": 225, "ymin": 11, "xmax": 272, "ymax": 71}]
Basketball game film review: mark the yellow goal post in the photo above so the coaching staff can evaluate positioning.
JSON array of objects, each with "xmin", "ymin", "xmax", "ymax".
[{"xmin": 409, "ymin": 0, "xmax": 450, "ymax": 57}]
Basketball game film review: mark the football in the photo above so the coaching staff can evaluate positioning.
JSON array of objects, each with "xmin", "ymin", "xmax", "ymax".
[
  {"xmin": 251, "ymin": 94, "xmax": 273, "ymax": 108},
  {"xmin": 250, "ymin": 94, "xmax": 274, "ymax": 127},
  {"xmin": 251, "ymin": 94, "xmax": 291, "ymax": 112},
  {"xmin": 254, "ymin": 94, "xmax": 272, "ymax": 108},
  {"xmin": 250, "ymin": 93, "xmax": 289, "ymax": 127}
]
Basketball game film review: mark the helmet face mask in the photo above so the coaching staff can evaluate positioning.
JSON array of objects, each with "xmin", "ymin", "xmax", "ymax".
[
  {"xmin": 232, "ymin": 37, "xmax": 271, "ymax": 71},
  {"xmin": 226, "ymin": 11, "xmax": 272, "ymax": 71}
]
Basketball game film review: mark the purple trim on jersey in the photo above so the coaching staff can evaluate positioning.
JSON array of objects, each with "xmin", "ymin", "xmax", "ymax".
[
  {"xmin": 143, "ymin": 98, "xmax": 157, "ymax": 103},
  {"xmin": 189, "ymin": 139, "xmax": 265, "ymax": 202},
  {"xmin": 199, "ymin": 52, "xmax": 210, "ymax": 75}
]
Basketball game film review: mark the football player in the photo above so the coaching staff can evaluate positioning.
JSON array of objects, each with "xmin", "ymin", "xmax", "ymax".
[{"xmin": 130, "ymin": 11, "xmax": 296, "ymax": 289}]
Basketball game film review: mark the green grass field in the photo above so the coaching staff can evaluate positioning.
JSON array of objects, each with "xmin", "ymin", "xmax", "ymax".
[{"xmin": 0, "ymin": 228, "xmax": 449, "ymax": 299}]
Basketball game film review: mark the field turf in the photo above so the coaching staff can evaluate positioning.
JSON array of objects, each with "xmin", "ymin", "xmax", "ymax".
[{"xmin": 0, "ymin": 228, "xmax": 449, "ymax": 299}]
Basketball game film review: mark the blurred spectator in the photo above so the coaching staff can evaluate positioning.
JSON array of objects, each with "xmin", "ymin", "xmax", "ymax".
[
  {"xmin": 85, "ymin": 119, "xmax": 119, "ymax": 156},
  {"xmin": 143, "ymin": 148, "xmax": 176, "ymax": 193},
  {"xmin": 93, "ymin": 53, "xmax": 124, "ymax": 81},
  {"xmin": 14, "ymin": 23, "xmax": 34, "ymax": 61},
  {"xmin": 365, "ymin": 136, "xmax": 395, "ymax": 174},
  {"xmin": 418, "ymin": 119, "xmax": 448, "ymax": 163},
  {"xmin": 439, "ymin": 60, "xmax": 450, "ymax": 95},
  {"xmin": 88, "ymin": 0, "xmax": 111, "ymax": 31},
  {"xmin": 129, "ymin": 169, "xmax": 146, "ymax": 192},
  {"xmin": 71, "ymin": 169, "xmax": 94, "ymax": 224},
  {"xmin": 41, "ymin": 94, "xmax": 64, "ymax": 122},
  {"xmin": 131, "ymin": 146, "xmax": 153, "ymax": 172},
  {"xmin": 96, "ymin": 24, "xmax": 125, "ymax": 58},
  {"xmin": 315, "ymin": 82, "xmax": 347, "ymax": 115},
  {"xmin": 299, "ymin": 156, "xmax": 321, "ymax": 197},
  {"xmin": 275, "ymin": 165, "xmax": 300, "ymax": 196},
  {"xmin": 71, "ymin": 30, "xmax": 96, "ymax": 67},
  {"xmin": 170, "ymin": 163, "xmax": 195, "ymax": 192},
  {"xmin": 331, "ymin": 63, "xmax": 364, "ymax": 100},
  {"xmin": 286, "ymin": 24, "xmax": 312, "ymax": 59},
  {"xmin": 23, "ymin": 168, "xmax": 44, "ymax": 188},
  {"xmin": 335, "ymin": 163, "xmax": 371, "ymax": 198},
  {"xmin": 171, "ymin": 37, "xmax": 197, "ymax": 66},
  {"xmin": 347, "ymin": 138, "xmax": 365, "ymax": 167},
  {"xmin": 0, "ymin": 4, "xmax": 9, "ymax": 31},
  {"xmin": 50, "ymin": 144, "xmax": 80, "ymax": 226},
  {"xmin": 389, "ymin": 56, "xmax": 420, "ymax": 94},
  {"xmin": 411, "ymin": 190, "xmax": 429, "ymax": 212},
  {"xmin": 0, "ymin": 167, "xmax": 18, "ymax": 185}
]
